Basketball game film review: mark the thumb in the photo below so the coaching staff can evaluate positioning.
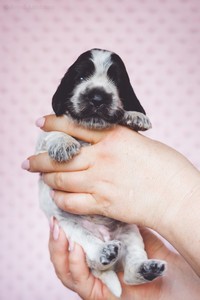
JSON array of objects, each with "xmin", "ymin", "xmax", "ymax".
[{"xmin": 53, "ymin": 191, "xmax": 101, "ymax": 215}]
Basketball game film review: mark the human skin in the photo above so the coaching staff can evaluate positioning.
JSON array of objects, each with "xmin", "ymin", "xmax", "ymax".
[
  {"xmin": 23, "ymin": 114, "xmax": 200, "ymax": 277},
  {"xmin": 49, "ymin": 221, "xmax": 200, "ymax": 300}
]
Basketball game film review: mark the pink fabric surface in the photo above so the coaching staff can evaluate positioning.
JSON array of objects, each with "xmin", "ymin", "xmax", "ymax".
[{"xmin": 0, "ymin": 0, "xmax": 199, "ymax": 299}]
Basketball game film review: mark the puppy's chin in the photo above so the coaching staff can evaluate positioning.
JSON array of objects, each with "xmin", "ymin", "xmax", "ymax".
[
  {"xmin": 76, "ymin": 117, "xmax": 112, "ymax": 129},
  {"xmin": 68, "ymin": 108, "xmax": 125, "ymax": 129}
]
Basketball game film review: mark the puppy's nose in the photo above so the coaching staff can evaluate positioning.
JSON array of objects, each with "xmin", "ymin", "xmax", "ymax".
[
  {"xmin": 92, "ymin": 93, "xmax": 104, "ymax": 103},
  {"xmin": 87, "ymin": 88, "xmax": 112, "ymax": 106}
]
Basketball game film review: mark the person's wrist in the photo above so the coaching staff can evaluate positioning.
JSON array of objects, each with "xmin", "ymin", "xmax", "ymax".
[
  {"xmin": 156, "ymin": 164, "xmax": 200, "ymax": 229},
  {"xmin": 151, "ymin": 162, "xmax": 200, "ymax": 271},
  {"xmin": 137, "ymin": 141, "xmax": 200, "ymax": 232}
]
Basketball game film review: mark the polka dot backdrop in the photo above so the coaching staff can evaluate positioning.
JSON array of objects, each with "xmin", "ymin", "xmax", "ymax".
[{"xmin": 0, "ymin": 0, "xmax": 200, "ymax": 299}]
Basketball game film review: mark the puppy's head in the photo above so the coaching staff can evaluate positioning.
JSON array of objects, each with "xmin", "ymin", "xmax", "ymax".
[{"xmin": 52, "ymin": 48, "xmax": 146, "ymax": 128}]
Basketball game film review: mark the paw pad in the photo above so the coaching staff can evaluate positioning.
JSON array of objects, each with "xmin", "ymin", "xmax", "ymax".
[
  {"xmin": 100, "ymin": 241, "xmax": 121, "ymax": 266},
  {"xmin": 140, "ymin": 260, "xmax": 165, "ymax": 281}
]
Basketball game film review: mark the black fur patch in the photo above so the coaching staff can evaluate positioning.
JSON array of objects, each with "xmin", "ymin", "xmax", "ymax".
[{"xmin": 52, "ymin": 49, "xmax": 146, "ymax": 123}]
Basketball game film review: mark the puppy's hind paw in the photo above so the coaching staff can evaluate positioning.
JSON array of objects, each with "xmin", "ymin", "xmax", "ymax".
[
  {"xmin": 100, "ymin": 240, "xmax": 121, "ymax": 267},
  {"xmin": 139, "ymin": 259, "xmax": 166, "ymax": 281},
  {"xmin": 124, "ymin": 259, "xmax": 166, "ymax": 285}
]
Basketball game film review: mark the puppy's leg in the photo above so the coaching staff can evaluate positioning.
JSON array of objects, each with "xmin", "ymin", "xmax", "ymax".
[
  {"xmin": 39, "ymin": 188, "xmax": 122, "ymax": 297},
  {"xmin": 39, "ymin": 180, "xmax": 121, "ymax": 271},
  {"xmin": 58, "ymin": 216, "xmax": 122, "ymax": 297},
  {"xmin": 93, "ymin": 269, "xmax": 122, "ymax": 298},
  {"xmin": 57, "ymin": 215, "xmax": 122, "ymax": 271},
  {"xmin": 121, "ymin": 111, "xmax": 152, "ymax": 131},
  {"xmin": 116, "ymin": 224, "xmax": 166, "ymax": 285},
  {"xmin": 36, "ymin": 131, "xmax": 81, "ymax": 162}
]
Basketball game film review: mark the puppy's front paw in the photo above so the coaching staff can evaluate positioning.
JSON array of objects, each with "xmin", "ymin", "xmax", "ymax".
[
  {"xmin": 48, "ymin": 135, "xmax": 80, "ymax": 162},
  {"xmin": 122, "ymin": 111, "xmax": 152, "ymax": 131}
]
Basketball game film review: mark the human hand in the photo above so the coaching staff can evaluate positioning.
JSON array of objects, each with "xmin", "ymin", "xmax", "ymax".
[
  {"xmin": 49, "ymin": 218, "xmax": 116, "ymax": 300},
  {"xmin": 23, "ymin": 114, "xmax": 200, "ymax": 275},
  {"xmin": 49, "ymin": 220, "xmax": 200, "ymax": 300},
  {"xmin": 26, "ymin": 115, "xmax": 200, "ymax": 229}
]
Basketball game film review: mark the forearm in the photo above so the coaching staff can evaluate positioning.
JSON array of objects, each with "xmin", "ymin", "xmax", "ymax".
[
  {"xmin": 164, "ymin": 252, "xmax": 200, "ymax": 300},
  {"xmin": 153, "ymin": 164, "xmax": 200, "ymax": 276}
]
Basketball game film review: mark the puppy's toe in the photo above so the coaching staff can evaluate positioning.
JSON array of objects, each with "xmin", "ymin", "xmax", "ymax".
[
  {"xmin": 137, "ymin": 114, "xmax": 152, "ymax": 130},
  {"xmin": 122, "ymin": 111, "xmax": 152, "ymax": 131}
]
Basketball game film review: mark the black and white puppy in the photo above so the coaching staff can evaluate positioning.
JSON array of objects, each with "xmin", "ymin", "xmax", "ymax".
[{"xmin": 36, "ymin": 49, "xmax": 166, "ymax": 297}]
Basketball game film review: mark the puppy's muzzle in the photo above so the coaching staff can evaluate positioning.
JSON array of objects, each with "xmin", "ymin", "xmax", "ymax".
[{"xmin": 82, "ymin": 87, "xmax": 113, "ymax": 107}]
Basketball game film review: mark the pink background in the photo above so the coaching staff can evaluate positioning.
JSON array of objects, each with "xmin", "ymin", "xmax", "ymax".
[{"xmin": 0, "ymin": 0, "xmax": 200, "ymax": 299}]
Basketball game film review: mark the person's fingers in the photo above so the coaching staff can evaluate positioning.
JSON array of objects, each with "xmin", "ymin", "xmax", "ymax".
[
  {"xmin": 48, "ymin": 221, "xmax": 73, "ymax": 287},
  {"xmin": 68, "ymin": 242, "xmax": 113, "ymax": 300},
  {"xmin": 52, "ymin": 191, "xmax": 100, "ymax": 215},
  {"xmin": 68, "ymin": 243, "xmax": 114, "ymax": 300},
  {"xmin": 36, "ymin": 114, "xmax": 108, "ymax": 144},
  {"xmin": 49, "ymin": 220, "xmax": 105, "ymax": 299},
  {"xmin": 68, "ymin": 243, "xmax": 95, "ymax": 290},
  {"xmin": 49, "ymin": 219, "xmax": 93, "ymax": 290},
  {"xmin": 43, "ymin": 171, "xmax": 93, "ymax": 193},
  {"xmin": 25, "ymin": 146, "xmax": 91, "ymax": 173}
]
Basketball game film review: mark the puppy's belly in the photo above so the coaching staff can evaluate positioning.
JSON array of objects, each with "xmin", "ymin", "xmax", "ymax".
[
  {"xmin": 80, "ymin": 215, "xmax": 119, "ymax": 242},
  {"xmin": 39, "ymin": 180, "xmax": 121, "ymax": 243}
]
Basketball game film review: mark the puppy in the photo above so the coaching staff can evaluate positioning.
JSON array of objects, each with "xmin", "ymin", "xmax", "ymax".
[{"xmin": 36, "ymin": 49, "xmax": 166, "ymax": 297}]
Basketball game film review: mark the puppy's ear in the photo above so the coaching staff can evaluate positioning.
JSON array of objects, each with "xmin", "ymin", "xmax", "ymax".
[
  {"xmin": 52, "ymin": 50, "xmax": 93, "ymax": 116},
  {"xmin": 122, "ymin": 80, "xmax": 146, "ymax": 114},
  {"xmin": 111, "ymin": 54, "xmax": 146, "ymax": 114},
  {"xmin": 52, "ymin": 70, "xmax": 73, "ymax": 116}
]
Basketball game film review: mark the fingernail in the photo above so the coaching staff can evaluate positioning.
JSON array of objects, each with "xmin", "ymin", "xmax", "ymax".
[
  {"xmin": 21, "ymin": 159, "xmax": 30, "ymax": 170},
  {"xmin": 53, "ymin": 222, "xmax": 60, "ymax": 241},
  {"xmin": 35, "ymin": 117, "xmax": 45, "ymax": 128},
  {"xmin": 68, "ymin": 239, "xmax": 75, "ymax": 252}
]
